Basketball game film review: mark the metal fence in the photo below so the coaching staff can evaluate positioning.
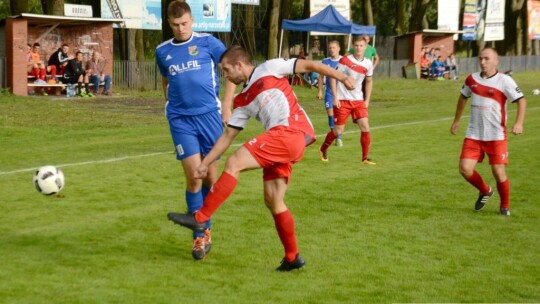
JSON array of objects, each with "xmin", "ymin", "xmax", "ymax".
[{"xmin": 1, "ymin": 55, "xmax": 539, "ymax": 91}]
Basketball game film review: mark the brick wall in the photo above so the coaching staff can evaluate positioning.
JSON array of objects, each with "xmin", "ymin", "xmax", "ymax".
[{"xmin": 6, "ymin": 18, "xmax": 28, "ymax": 96}]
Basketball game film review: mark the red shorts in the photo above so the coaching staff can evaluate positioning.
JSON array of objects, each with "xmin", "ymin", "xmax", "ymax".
[
  {"xmin": 334, "ymin": 100, "xmax": 368, "ymax": 125},
  {"xmin": 243, "ymin": 126, "xmax": 306, "ymax": 184},
  {"xmin": 460, "ymin": 138, "xmax": 508, "ymax": 165}
]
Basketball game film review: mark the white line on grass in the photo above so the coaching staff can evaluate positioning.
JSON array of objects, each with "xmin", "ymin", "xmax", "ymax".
[{"xmin": 1, "ymin": 106, "xmax": 537, "ymax": 176}]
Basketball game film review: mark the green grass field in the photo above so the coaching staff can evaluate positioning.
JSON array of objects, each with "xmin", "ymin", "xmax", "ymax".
[{"xmin": 1, "ymin": 73, "xmax": 539, "ymax": 303}]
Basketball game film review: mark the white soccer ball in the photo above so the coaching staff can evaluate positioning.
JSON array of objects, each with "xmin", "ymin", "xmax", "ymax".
[
  {"xmin": 33, "ymin": 166, "xmax": 65, "ymax": 195},
  {"xmin": 532, "ymin": 89, "xmax": 540, "ymax": 95}
]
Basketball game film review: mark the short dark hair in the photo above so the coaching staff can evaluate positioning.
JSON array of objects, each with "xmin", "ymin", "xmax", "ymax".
[
  {"xmin": 61, "ymin": 44, "xmax": 69, "ymax": 48},
  {"xmin": 168, "ymin": 0, "xmax": 191, "ymax": 19},
  {"xmin": 32, "ymin": 43, "xmax": 40, "ymax": 48},
  {"xmin": 220, "ymin": 45, "xmax": 252, "ymax": 65}
]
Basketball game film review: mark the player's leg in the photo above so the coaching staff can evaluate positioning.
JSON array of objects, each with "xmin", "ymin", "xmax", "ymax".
[
  {"xmin": 459, "ymin": 139, "xmax": 493, "ymax": 210},
  {"xmin": 487, "ymin": 141, "xmax": 510, "ymax": 215},
  {"xmin": 320, "ymin": 104, "xmax": 349, "ymax": 160},
  {"xmin": 491, "ymin": 164, "xmax": 510, "ymax": 215},
  {"xmin": 263, "ymin": 177, "xmax": 305, "ymax": 271},
  {"xmin": 194, "ymin": 145, "xmax": 260, "ymax": 223},
  {"xmin": 353, "ymin": 103, "xmax": 375, "ymax": 165}
]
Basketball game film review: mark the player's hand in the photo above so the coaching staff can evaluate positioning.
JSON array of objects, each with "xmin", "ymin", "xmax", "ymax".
[
  {"xmin": 450, "ymin": 123, "xmax": 459, "ymax": 135},
  {"xmin": 333, "ymin": 99, "xmax": 341, "ymax": 109},
  {"xmin": 342, "ymin": 76, "xmax": 356, "ymax": 90},
  {"xmin": 221, "ymin": 107, "xmax": 232, "ymax": 125},
  {"xmin": 317, "ymin": 91, "xmax": 323, "ymax": 100},
  {"xmin": 194, "ymin": 164, "xmax": 209, "ymax": 179},
  {"xmin": 511, "ymin": 123, "xmax": 523, "ymax": 135}
]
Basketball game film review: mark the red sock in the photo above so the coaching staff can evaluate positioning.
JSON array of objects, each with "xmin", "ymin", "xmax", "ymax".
[
  {"xmin": 273, "ymin": 209, "xmax": 298, "ymax": 262},
  {"xmin": 32, "ymin": 67, "xmax": 39, "ymax": 78},
  {"xmin": 497, "ymin": 179, "xmax": 510, "ymax": 209},
  {"xmin": 466, "ymin": 171, "xmax": 490, "ymax": 194},
  {"xmin": 195, "ymin": 171, "xmax": 238, "ymax": 223},
  {"xmin": 361, "ymin": 131, "xmax": 371, "ymax": 160},
  {"xmin": 39, "ymin": 68, "xmax": 46, "ymax": 80},
  {"xmin": 49, "ymin": 65, "xmax": 57, "ymax": 79},
  {"xmin": 320, "ymin": 131, "xmax": 336, "ymax": 152}
]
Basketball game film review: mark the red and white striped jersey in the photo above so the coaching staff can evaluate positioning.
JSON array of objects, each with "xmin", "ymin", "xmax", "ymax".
[
  {"xmin": 228, "ymin": 58, "xmax": 316, "ymax": 146},
  {"xmin": 335, "ymin": 54, "xmax": 373, "ymax": 101},
  {"xmin": 461, "ymin": 72, "xmax": 524, "ymax": 141}
]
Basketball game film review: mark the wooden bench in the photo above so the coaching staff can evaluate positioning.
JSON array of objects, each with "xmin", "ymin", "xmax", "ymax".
[{"xmin": 27, "ymin": 83, "xmax": 67, "ymax": 96}]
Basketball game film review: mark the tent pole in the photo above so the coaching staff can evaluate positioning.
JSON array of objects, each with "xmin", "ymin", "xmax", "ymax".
[
  {"xmin": 348, "ymin": 34, "xmax": 352, "ymax": 51},
  {"xmin": 307, "ymin": 34, "xmax": 310, "ymax": 58},
  {"xmin": 279, "ymin": 29, "xmax": 283, "ymax": 58}
]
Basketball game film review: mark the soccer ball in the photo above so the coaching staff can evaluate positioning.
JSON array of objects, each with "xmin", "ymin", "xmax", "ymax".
[
  {"xmin": 33, "ymin": 166, "xmax": 65, "ymax": 195},
  {"xmin": 532, "ymin": 89, "xmax": 540, "ymax": 95}
]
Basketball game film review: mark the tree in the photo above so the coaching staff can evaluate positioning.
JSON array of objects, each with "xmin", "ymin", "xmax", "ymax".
[
  {"xmin": 394, "ymin": 0, "xmax": 407, "ymax": 36},
  {"xmin": 408, "ymin": 0, "xmax": 431, "ymax": 32},
  {"xmin": 279, "ymin": 0, "xmax": 292, "ymax": 58},
  {"xmin": 10, "ymin": 0, "xmax": 28, "ymax": 15},
  {"xmin": 267, "ymin": 0, "xmax": 280, "ymax": 58},
  {"xmin": 40, "ymin": 0, "xmax": 64, "ymax": 15}
]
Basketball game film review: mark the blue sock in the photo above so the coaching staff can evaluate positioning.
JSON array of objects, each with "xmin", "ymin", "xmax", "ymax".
[
  {"xmin": 328, "ymin": 115, "xmax": 334, "ymax": 130},
  {"xmin": 201, "ymin": 184, "xmax": 212, "ymax": 230},
  {"xmin": 186, "ymin": 190, "xmax": 204, "ymax": 238}
]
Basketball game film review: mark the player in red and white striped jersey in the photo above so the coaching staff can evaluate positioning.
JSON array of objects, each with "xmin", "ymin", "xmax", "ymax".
[
  {"xmin": 318, "ymin": 36, "xmax": 376, "ymax": 165},
  {"xmin": 451, "ymin": 48, "xmax": 527, "ymax": 216},
  {"xmin": 167, "ymin": 45, "xmax": 355, "ymax": 270}
]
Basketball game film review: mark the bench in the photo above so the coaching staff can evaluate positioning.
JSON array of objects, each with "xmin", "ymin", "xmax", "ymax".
[{"xmin": 27, "ymin": 83, "xmax": 66, "ymax": 96}]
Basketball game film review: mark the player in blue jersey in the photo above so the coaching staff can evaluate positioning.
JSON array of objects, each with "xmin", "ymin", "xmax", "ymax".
[
  {"xmin": 317, "ymin": 41, "xmax": 344, "ymax": 147},
  {"xmin": 155, "ymin": 0, "xmax": 236, "ymax": 260}
]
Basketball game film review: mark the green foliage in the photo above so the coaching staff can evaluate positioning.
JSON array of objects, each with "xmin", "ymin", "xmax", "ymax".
[{"xmin": 0, "ymin": 73, "xmax": 539, "ymax": 302}]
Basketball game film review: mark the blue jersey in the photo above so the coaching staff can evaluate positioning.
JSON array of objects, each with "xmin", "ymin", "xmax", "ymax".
[
  {"xmin": 321, "ymin": 56, "xmax": 341, "ymax": 101},
  {"xmin": 156, "ymin": 33, "xmax": 226, "ymax": 117}
]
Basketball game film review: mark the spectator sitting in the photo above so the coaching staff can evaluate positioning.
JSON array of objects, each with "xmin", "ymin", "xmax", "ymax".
[
  {"xmin": 48, "ymin": 44, "xmax": 74, "ymax": 80},
  {"xmin": 445, "ymin": 53, "xmax": 459, "ymax": 80},
  {"xmin": 85, "ymin": 51, "xmax": 112, "ymax": 95},
  {"xmin": 420, "ymin": 53, "xmax": 430, "ymax": 78},
  {"xmin": 29, "ymin": 42, "xmax": 57, "ymax": 83},
  {"xmin": 64, "ymin": 51, "xmax": 93, "ymax": 97},
  {"xmin": 430, "ymin": 56, "xmax": 446, "ymax": 80}
]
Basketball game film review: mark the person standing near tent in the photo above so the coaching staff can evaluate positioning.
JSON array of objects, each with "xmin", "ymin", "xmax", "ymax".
[
  {"xmin": 320, "ymin": 36, "xmax": 375, "ymax": 165},
  {"xmin": 317, "ymin": 40, "xmax": 344, "ymax": 147},
  {"xmin": 348, "ymin": 35, "xmax": 379, "ymax": 69}
]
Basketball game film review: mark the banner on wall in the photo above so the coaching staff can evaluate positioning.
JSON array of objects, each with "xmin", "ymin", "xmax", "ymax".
[
  {"xmin": 528, "ymin": 0, "xmax": 540, "ymax": 40},
  {"xmin": 101, "ymin": 0, "xmax": 161, "ymax": 30},
  {"xmin": 310, "ymin": 0, "xmax": 350, "ymax": 19},
  {"xmin": 438, "ymin": 0, "xmax": 460, "ymax": 39},
  {"xmin": 484, "ymin": 0, "xmax": 505, "ymax": 41},
  {"xmin": 186, "ymin": 0, "xmax": 232, "ymax": 32},
  {"xmin": 231, "ymin": 0, "xmax": 259, "ymax": 4},
  {"xmin": 462, "ymin": 0, "xmax": 479, "ymax": 40}
]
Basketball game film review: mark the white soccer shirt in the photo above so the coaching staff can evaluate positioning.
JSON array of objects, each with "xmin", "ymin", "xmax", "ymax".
[
  {"xmin": 461, "ymin": 72, "xmax": 523, "ymax": 141},
  {"xmin": 228, "ymin": 58, "xmax": 316, "ymax": 146},
  {"xmin": 335, "ymin": 55, "xmax": 373, "ymax": 101}
]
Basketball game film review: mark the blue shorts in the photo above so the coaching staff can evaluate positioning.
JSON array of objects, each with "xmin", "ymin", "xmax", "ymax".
[
  {"xmin": 168, "ymin": 111, "xmax": 223, "ymax": 160},
  {"xmin": 324, "ymin": 93, "xmax": 334, "ymax": 111}
]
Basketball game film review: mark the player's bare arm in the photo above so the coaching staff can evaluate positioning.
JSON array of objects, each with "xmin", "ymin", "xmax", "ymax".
[
  {"xmin": 451, "ymin": 95, "xmax": 468, "ymax": 135},
  {"xmin": 161, "ymin": 77, "xmax": 168, "ymax": 101},
  {"xmin": 295, "ymin": 59, "xmax": 355, "ymax": 90},
  {"xmin": 221, "ymin": 79, "xmax": 236, "ymax": 125},
  {"xmin": 317, "ymin": 74, "xmax": 324, "ymax": 99},
  {"xmin": 511, "ymin": 98, "xmax": 527, "ymax": 135},
  {"xmin": 194, "ymin": 127, "xmax": 241, "ymax": 179},
  {"xmin": 364, "ymin": 76, "xmax": 373, "ymax": 107}
]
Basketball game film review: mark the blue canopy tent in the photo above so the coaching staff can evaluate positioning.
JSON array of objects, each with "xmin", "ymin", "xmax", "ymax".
[{"xmin": 279, "ymin": 4, "xmax": 376, "ymax": 57}]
